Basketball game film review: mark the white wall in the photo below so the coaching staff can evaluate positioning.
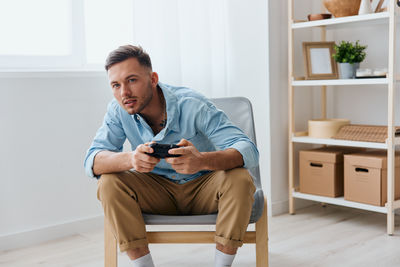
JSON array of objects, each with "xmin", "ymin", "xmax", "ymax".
[
  {"xmin": 268, "ymin": 0, "xmax": 315, "ymax": 215},
  {"xmin": 0, "ymin": 0, "xmax": 270, "ymax": 250},
  {"xmin": 268, "ymin": 0, "xmax": 288, "ymax": 215},
  {"xmin": 0, "ymin": 74, "xmax": 111, "ymax": 250},
  {"xmin": 224, "ymin": 0, "xmax": 271, "ymax": 213}
]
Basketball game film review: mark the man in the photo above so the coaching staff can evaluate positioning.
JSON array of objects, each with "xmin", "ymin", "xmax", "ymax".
[{"xmin": 84, "ymin": 45, "xmax": 259, "ymax": 267}]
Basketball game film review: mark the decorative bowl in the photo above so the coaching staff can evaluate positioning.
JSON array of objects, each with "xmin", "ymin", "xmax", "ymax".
[
  {"xmin": 323, "ymin": 0, "xmax": 361, "ymax": 18},
  {"xmin": 307, "ymin": 13, "xmax": 332, "ymax": 21}
]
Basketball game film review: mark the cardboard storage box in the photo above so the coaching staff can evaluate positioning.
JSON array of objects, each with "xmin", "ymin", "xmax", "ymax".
[
  {"xmin": 300, "ymin": 146, "xmax": 364, "ymax": 197},
  {"xmin": 344, "ymin": 151, "xmax": 400, "ymax": 206}
]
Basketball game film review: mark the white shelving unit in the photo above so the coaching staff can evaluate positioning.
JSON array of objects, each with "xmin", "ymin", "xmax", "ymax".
[
  {"xmin": 292, "ymin": 12, "xmax": 389, "ymax": 29},
  {"xmin": 292, "ymin": 191, "xmax": 389, "ymax": 213},
  {"xmin": 292, "ymin": 135, "xmax": 392, "ymax": 149},
  {"xmin": 292, "ymin": 78, "xmax": 389, "ymax": 86},
  {"xmin": 288, "ymin": 1, "xmax": 399, "ymax": 235}
]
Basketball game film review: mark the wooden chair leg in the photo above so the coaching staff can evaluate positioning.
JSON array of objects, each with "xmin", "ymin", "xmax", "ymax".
[
  {"xmin": 255, "ymin": 196, "xmax": 269, "ymax": 267},
  {"xmin": 104, "ymin": 217, "xmax": 118, "ymax": 267},
  {"xmin": 104, "ymin": 200, "xmax": 267, "ymax": 267}
]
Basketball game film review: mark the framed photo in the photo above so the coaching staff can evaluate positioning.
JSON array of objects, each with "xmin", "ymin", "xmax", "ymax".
[{"xmin": 302, "ymin": 42, "xmax": 338, "ymax": 80}]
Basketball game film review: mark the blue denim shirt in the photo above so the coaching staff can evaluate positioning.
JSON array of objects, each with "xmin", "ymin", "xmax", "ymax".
[{"xmin": 84, "ymin": 82, "xmax": 259, "ymax": 184}]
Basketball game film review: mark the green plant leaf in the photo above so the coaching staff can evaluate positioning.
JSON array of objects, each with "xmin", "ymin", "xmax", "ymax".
[{"xmin": 332, "ymin": 40, "xmax": 367, "ymax": 64}]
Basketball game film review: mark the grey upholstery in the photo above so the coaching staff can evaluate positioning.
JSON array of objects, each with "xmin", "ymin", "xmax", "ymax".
[{"xmin": 143, "ymin": 97, "xmax": 264, "ymax": 225}]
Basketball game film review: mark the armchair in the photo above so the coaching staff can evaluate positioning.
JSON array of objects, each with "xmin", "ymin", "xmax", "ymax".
[{"xmin": 104, "ymin": 97, "xmax": 268, "ymax": 266}]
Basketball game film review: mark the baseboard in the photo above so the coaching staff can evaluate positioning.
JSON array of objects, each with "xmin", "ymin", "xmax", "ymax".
[
  {"xmin": 0, "ymin": 215, "xmax": 104, "ymax": 252},
  {"xmin": 271, "ymin": 199, "xmax": 289, "ymax": 215},
  {"xmin": 271, "ymin": 198, "xmax": 315, "ymax": 216}
]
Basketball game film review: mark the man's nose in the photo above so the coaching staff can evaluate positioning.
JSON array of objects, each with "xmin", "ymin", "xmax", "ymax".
[{"xmin": 121, "ymin": 84, "xmax": 130, "ymax": 97}]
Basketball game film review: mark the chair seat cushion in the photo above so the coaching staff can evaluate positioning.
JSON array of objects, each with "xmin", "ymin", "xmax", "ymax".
[{"xmin": 143, "ymin": 189, "xmax": 264, "ymax": 225}]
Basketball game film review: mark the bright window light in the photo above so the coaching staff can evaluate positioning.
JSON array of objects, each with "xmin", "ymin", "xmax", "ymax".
[
  {"xmin": 0, "ymin": 0, "xmax": 72, "ymax": 56},
  {"xmin": 0, "ymin": 0, "xmax": 134, "ymax": 69},
  {"xmin": 84, "ymin": 0, "xmax": 134, "ymax": 65}
]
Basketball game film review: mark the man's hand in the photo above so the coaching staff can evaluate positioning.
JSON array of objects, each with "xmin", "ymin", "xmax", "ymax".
[
  {"xmin": 165, "ymin": 139, "xmax": 206, "ymax": 174},
  {"xmin": 131, "ymin": 143, "xmax": 161, "ymax": 173}
]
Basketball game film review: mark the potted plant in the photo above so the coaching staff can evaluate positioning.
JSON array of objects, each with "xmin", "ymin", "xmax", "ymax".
[{"xmin": 333, "ymin": 40, "xmax": 367, "ymax": 79}]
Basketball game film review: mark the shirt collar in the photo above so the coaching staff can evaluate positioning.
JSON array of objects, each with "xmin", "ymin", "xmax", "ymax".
[{"xmin": 158, "ymin": 82, "xmax": 180, "ymax": 133}]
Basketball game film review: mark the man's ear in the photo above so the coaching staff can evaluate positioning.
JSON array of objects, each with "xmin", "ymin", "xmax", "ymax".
[{"xmin": 150, "ymin": 72, "xmax": 159, "ymax": 87}]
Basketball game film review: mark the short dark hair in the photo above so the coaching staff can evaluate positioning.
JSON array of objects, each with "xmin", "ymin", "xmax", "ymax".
[{"xmin": 105, "ymin": 45, "xmax": 152, "ymax": 71}]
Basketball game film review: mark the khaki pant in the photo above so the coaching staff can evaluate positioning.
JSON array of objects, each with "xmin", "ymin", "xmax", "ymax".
[{"xmin": 97, "ymin": 168, "xmax": 255, "ymax": 252}]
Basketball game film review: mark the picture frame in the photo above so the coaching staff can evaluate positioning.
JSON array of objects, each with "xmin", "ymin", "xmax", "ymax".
[{"xmin": 302, "ymin": 42, "xmax": 338, "ymax": 80}]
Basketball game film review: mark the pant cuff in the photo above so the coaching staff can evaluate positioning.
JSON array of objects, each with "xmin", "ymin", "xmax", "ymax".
[
  {"xmin": 215, "ymin": 235, "xmax": 243, "ymax": 248},
  {"xmin": 119, "ymin": 238, "xmax": 149, "ymax": 252}
]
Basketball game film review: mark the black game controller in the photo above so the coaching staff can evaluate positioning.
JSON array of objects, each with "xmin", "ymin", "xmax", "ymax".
[{"xmin": 146, "ymin": 143, "xmax": 181, "ymax": 158}]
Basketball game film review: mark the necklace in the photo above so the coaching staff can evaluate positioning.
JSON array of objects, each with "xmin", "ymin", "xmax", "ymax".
[{"xmin": 159, "ymin": 92, "xmax": 167, "ymax": 128}]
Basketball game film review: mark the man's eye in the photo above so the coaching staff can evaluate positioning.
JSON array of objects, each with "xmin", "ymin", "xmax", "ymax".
[
  {"xmin": 128, "ymin": 79, "xmax": 136, "ymax": 83},
  {"xmin": 112, "ymin": 84, "xmax": 120, "ymax": 89}
]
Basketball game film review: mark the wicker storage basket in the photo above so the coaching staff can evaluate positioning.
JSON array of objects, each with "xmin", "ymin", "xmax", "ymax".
[{"xmin": 333, "ymin": 125, "xmax": 400, "ymax": 143}]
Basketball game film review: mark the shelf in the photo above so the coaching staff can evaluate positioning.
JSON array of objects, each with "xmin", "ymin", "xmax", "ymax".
[
  {"xmin": 292, "ymin": 191, "xmax": 389, "ymax": 213},
  {"xmin": 292, "ymin": 78, "xmax": 389, "ymax": 86},
  {"xmin": 292, "ymin": 135, "xmax": 390, "ymax": 149},
  {"xmin": 292, "ymin": 12, "xmax": 389, "ymax": 30}
]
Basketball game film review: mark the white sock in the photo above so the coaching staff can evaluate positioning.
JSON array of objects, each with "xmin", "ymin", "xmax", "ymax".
[
  {"xmin": 215, "ymin": 248, "xmax": 236, "ymax": 267},
  {"xmin": 131, "ymin": 253, "xmax": 155, "ymax": 267}
]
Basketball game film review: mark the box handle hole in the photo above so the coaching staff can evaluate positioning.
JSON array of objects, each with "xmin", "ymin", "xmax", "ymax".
[
  {"xmin": 310, "ymin": 163, "xmax": 323, "ymax": 168},
  {"xmin": 355, "ymin": 167, "xmax": 369, "ymax": 173}
]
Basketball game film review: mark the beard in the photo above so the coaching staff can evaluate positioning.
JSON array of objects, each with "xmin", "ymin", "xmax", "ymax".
[
  {"xmin": 136, "ymin": 89, "xmax": 153, "ymax": 115},
  {"xmin": 123, "ymin": 81, "xmax": 154, "ymax": 115}
]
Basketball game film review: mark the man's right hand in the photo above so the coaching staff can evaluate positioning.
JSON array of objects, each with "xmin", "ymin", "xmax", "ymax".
[{"xmin": 131, "ymin": 143, "xmax": 161, "ymax": 173}]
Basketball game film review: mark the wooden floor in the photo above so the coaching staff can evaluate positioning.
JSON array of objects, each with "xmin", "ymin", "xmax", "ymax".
[{"xmin": 1, "ymin": 204, "xmax": 400, "ymax": 267}]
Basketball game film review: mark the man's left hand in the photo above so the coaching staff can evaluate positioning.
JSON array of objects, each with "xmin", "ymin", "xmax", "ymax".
[{"xmin": 165, "ymin": 139, "xmax": 206, "ymax": 174}]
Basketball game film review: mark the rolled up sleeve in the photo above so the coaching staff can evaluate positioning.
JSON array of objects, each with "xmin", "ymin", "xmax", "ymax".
[
  {"xmin": 84, "ymin": 149, "xmax": 104, "ymax": 178},
  {"xmin": 199, "ymin": 102, "xmax": 259, "ymax": 169},
  {"xmin": 229, "ymin": 140, "xmax": 259, "ymax": 169},
  {"xmin": 84, "ymin": 101, "xmax": 126, "ymax": 178}
]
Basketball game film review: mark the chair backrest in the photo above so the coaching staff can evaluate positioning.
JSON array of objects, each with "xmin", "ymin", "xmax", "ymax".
[{"xmin": 210, "ymin": 97, "xmax": 261, "ymax": 189}]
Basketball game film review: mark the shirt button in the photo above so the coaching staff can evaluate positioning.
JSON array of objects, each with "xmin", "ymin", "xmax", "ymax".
[{"xmin": 172, "ymin": 175, "xmax": 176, "ymax": 178}]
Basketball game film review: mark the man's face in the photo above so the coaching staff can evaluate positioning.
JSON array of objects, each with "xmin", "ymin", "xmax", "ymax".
[{"xmin": 108, "ymin": 58, "xmax": 157, "ymax": 115}]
